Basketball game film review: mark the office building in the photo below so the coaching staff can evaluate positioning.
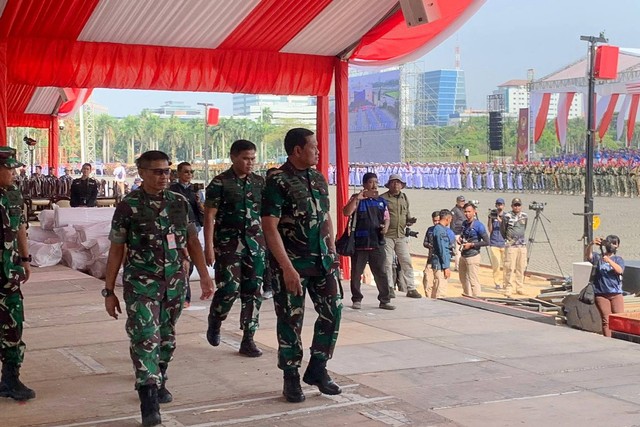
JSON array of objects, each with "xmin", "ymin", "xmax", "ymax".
[{"xmin": 418, "ymin": 69, "xmax": 467, "ymax": 126}]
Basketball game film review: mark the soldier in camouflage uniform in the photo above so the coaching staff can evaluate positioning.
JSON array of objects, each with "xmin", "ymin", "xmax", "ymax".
[
  {"xmin": 105, "ymin": 150, "xmax": 214, "ymax": 427},
  {"xmin": 0, "ymin": 147, "xmax": 35, "ymax": 401},
  {"xmin": 204, "ymin": 139, "xmax": 266, "ymax": 357},
  {"xmin": 261, "ymin": 128, "xmax": 343, "ymax": 403}
]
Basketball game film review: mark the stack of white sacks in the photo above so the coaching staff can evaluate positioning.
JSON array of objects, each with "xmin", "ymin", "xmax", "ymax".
[
  {"xmin": 29, "ymin": 206, "xmax": 212, "ymax": 282},
  {"xmin": 28, "ymin": 206, "xmax": 115, "ymax": 279}
]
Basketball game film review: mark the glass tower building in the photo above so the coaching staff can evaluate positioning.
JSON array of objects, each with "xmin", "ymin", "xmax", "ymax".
[{"xmin": 418, "ymin": 69, "xmax": 467, "ymax": 126}]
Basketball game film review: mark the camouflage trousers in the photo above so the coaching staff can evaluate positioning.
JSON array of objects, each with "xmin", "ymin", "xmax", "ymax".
[
  {"xmin": 273, "ymin": 270, "xmax": 343, "ymax": 371},
  {"xmin": 0, "ymin": 291, "xmax": 25, "ymax": 366},
  {"xmin": 124, "ymin": 289, "xmax": 184, "ymax": 389},
  {"xmin": 209, "ymin": 247, "xmax": 265, "ymax": 333}
]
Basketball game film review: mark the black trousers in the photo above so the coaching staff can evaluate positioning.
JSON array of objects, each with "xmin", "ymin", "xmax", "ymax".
[{"xmin": 350, "ymin": 246, "xmax": 391, "ymax": 304}]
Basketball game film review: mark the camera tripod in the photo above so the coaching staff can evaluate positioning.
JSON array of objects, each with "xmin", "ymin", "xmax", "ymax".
[{"xmin": 526, "ymin": 208, "xmax": 565, "ymax": 277}]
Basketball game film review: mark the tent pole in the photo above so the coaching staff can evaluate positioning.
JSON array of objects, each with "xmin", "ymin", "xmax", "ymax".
[
  {"xmin": 0, "ymin": 42, "xmax": 7, "ymax": 147},
  {"xmin": 334, "ymin": 59, "xmax": 350, "ymax": 279},
  {"xmin": 316, "ymin": 96, "xmax": 329, "ymax": 179}
]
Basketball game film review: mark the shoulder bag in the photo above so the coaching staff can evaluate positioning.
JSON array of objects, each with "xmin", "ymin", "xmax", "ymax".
[{"xmin": 336, "ymin": 210, "xmax": 357, "ymax": 257}]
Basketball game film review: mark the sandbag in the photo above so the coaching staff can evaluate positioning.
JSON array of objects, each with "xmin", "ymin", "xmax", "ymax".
[
  {"xmin": 28, "ymin": 241, "xmax": 63, "ymax": 267},
  {"xmin": 61, "ymin": 247, "xmax": 93, "ymax": 271},
  {"xmin": 54, "ymin": 225, "xmax": 78, "ymax": 243},
  {"xmin": 54, "ymin": 205, "xmax": 116, "ymax": 228},
  {"xmin": 38, "ymin": 210, "xmax": 56, "ymax": 230},
  {"xmin": 28, "ymin": 227, "xmax": 59, "ymax": 243},
  {"xmin": 87, "ymin": 255, "xmax": 108, "ymax": 279},
  {"xmin": 75, "ymin": 221, "xmax": 110, "ymax": 243},
  {"xmin": 82, "ymin": 237, "xmax": 111, "ymax": 259}
]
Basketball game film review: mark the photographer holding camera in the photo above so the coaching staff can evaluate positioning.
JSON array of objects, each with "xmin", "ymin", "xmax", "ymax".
[
  {"xmin": 500, "ymin": 198, "xmax": 528, "ymax": 297},
  {"xmin": 458, "ymin": 202, "xmax": 489, "ymax": 297},
  {"xmin": 450, "ymin": 195, "xmax": 467, "ymax": 271},
  {"xmin": 343, "ymin": 173, "xmax": 395, "ymax": 310},
  {"xmin": 584, "ymin": 235, "xmax": 624, "ymax": 337},
  {"xmin": 487, "ymin": 198, "xmax": 506, "ymax": 290},
  {"xmin": 381, "ymin": 174, "xmax": 422, "ymax": 299}
]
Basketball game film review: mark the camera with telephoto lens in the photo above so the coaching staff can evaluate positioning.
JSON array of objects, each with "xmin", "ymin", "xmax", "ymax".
[
  {"xmin": 405, "ymin": 227, "xmax": 419, "ymax": 238},
  {"xmin": 597, "ymin": 236, "xmax": 616, "ymax": 253},
  {"xmin": 529, "ymin": 201, "xmax": 546, "ymax": 211}
]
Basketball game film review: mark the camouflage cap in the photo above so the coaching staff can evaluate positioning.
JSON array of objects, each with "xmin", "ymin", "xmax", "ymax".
[{"xmin": 0, "ymin": 147, "xmax": 25, "ymax": 169}]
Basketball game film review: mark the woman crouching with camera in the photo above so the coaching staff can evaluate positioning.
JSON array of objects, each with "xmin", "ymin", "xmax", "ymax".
[{"xmin": 584, "ymin": 235, "xmax": 625, "ymax": 337}]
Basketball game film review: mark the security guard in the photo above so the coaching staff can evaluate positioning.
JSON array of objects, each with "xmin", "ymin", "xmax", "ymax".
[
  {"xmin": 0, "ymin": 147, "xmax": 35, "ymax": 401},
  {"xmin": 204, "ymin": 140, "xmax": 266, "ymax": 357},
  {"xmin": 70, "ymin": 163, "xmax": 99, "ymax": 207},
  {"xmin": 262, "ymin": 128, "xmax": 342, "ymax": 403},
  {"xmin": 104, "ymin": 150, "xmax": 214, "ymax": 427}
]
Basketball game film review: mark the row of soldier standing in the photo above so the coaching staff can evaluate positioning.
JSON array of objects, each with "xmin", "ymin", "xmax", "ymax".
[{"xmin": 99, "ymin": 128, "xmax": 342, "ymax": 426}]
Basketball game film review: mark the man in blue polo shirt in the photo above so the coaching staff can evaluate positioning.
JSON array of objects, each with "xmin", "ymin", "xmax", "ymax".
[{"xmin": 458, "ymin": 202, "xmax": 489, "ymax": 297}]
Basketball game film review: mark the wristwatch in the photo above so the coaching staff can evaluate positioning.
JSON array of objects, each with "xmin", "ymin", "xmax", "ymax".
[
  {"xmin": 101, "ymin": 288, "xmax": 115, "ymax": 298},
  {"xmin": 20, "ymin": 255, "xmax": 32, "ymax": 263}
]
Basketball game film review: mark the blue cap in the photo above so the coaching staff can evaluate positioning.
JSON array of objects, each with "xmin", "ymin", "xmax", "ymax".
[{"xmin": 495, "ymin": 198, "xmax": 505, "ymax": 204}]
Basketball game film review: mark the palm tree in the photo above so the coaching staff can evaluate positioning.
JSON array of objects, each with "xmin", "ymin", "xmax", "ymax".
[
  {"xmin": 96, "ymin": 114, "xmax": 117, "ymax": 163},
  {"xmin": 121, "ymin": 115, "xmax": 141, "ymax": 164}
]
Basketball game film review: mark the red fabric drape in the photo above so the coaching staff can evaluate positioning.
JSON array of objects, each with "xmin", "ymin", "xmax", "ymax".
[
  {"xmin": 59, "ymin": 88, "xmax": 93, "ymax": 117},
  {"xmin": 8, "ymin": 39, "xmax": 335, "ymax": 96},
  {"xmin": 334, "ymin": 59, "xmax": 350, "ymax": 278},
  {"xmin": 352, "ymin": 0, "xmax": 473, "ymax": 61},
  {"xmin": 48, "ymin": 117, "xmax": 59, "ymax": 175},
  {"xmin": 8, "ymin": 113, "xmax": 51, "ymax": 128},
  {"xmin": 0, "ymin": 0, "xmax": 100, "ymax": 39},
  {"xmin": 627, "ymin": 94, "xmax": 640, "ymax": 147},
  {"xmin": 0, "ymin": 41, "xmax": 6, "ymax": 146},
  {"xmin": 219, "ymin": 0, "xmax": 332, "ymax": 51},
  {"xmin": 534, "ymin": 93, "xmax": 551, "ymax": 143},
  {"xmin": 598, "ymin": 94, "xmax": 619, "ymax": 141},
  {"xmin": 316, "ymin": 96, "xmax": 329, "ymax": 179}
]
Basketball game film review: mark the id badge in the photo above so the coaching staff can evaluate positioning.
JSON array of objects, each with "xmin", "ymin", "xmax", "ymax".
[{"xmin": 167, "ymin": 234, "xmax": 177, "ymax": 250}]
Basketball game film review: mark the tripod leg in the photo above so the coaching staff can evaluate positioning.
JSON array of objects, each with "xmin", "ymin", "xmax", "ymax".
[{"xmin": 537, "ymin": 218, "xmax": 565, "ymax": 277}]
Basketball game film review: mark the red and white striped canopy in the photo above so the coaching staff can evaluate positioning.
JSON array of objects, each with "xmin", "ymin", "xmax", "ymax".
[{"xmin": 1, "ymin": 0, "xmax": 484, "ymax": 127}]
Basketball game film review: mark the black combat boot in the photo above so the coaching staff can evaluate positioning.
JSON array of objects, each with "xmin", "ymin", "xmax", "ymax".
[
  {"xmin": 239, "ymin": 330, "xmax": 262, "ymax": 357},
  {"xmin": 138, "ymin": 384, "xmax": 162, "ymax": 427},
  {"xmin": 282, "ymin": 369, "xmax": 305, "ymax": 403},
  {"xmin": 157, "ymin": 363, "xmax": 173, "ymax": 404},
  {"xmin": 206, "ymin": 315, "xmax": 221, "ymax": 347},
  {"xmin": 0, "ymin": 363, "xmax": 36, "ymax": 401},
  {"xmin": 302, "ymin": 356, "xmax": 341, "ymax": 395}
]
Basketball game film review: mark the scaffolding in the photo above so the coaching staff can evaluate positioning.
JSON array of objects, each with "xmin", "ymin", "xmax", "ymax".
[
  {"xmin": 79, "ymin": 102, "xmax": 96, "ymax": 165},
  {"xmin": 399, "ymin": 62, "xmax": 457, "ymax": 162}
]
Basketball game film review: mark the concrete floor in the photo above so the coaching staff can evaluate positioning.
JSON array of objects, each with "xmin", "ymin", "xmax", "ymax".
[{"xmin": 3, "ymin": 265, "xmax": 640, "ymax": 427}]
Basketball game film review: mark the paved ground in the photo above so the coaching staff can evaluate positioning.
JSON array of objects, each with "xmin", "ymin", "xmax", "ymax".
[
  {"xmin": 4, "ymin": 265, "xmax": 640, "ymax": 427},
  {"xmin": 330, "ymin": 187, "xmax": 638, "ymax": 278}
]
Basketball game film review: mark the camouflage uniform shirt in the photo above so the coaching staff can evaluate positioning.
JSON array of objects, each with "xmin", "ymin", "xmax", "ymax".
[
  {"xmin": 261, "ymin": 161, "xmax": 335, "ymax": 277},
  {"xmin": 109, "ymin": 189, "xmax": 195, "ymax": 300},
  {"xmin": 204, "ymin": 168, "xmax": 266, "ymax": 258},
  {"xmin": 0, "ymin": 186, "xmax": 27, "ymax": 294}
]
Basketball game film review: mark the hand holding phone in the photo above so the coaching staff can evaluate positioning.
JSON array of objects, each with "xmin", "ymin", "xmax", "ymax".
[{"xmin": 363, "ymin": 189, "xmax": 379, "ymax": 199}]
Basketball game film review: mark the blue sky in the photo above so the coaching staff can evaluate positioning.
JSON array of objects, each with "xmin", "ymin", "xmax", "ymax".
[{"xmin": 91, "ymin": 0, "xmax": 639, "ymax": 117}]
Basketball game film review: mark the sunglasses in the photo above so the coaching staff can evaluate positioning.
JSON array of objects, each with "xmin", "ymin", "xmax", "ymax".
[
  {"xmin": 181, "ymin": 170, "xmax": 194, "ymax": 174},
  {"xmin": 142, "ymin": 168, "xmax": 171, "ymax": 176},
  {"xmin": 513, "ymin": 203, "xmax": 522, "ymax": 207}
]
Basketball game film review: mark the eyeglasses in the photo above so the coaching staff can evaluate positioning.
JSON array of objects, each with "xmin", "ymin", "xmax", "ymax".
[
  {"xmin": 181, "ymin": 170, "xmax": 194, "ymax": 174},
  {"xmin": 513, "ymin": 203, "xmax": 522, "ymax": 207},
  {"xmin": 142, "ymin": 168, "xmax": 171, "ymax": 176}
]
